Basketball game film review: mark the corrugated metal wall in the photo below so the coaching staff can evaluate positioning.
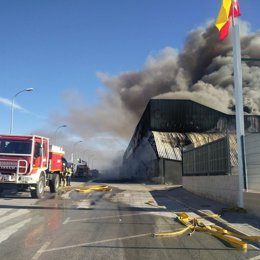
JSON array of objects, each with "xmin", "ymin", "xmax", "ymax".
[
  {"xmin": 245, "ymin": 133, "xmax": 260, "ymax": 192},
  {"xmin": 183, "ymin": 137, "xmax": 231, "ymax": 176}
]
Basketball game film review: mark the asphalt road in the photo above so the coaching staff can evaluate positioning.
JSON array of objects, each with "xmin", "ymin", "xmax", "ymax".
[{"xmin": 0, "ymin": 181, "xmax": 259, "ymax": 260}]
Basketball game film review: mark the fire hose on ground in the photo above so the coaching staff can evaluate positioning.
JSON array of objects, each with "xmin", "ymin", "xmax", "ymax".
[
  {"xmin": 154, "ymin": 212, "xmax": 260, "ymax": 251},
  {"xmin": 61, "ymin": 184, "xmax": 112, "ymax": 193}
]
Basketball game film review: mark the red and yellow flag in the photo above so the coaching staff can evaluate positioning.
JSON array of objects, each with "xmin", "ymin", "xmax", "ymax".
[{"xmin": 215, "ymin": 0, "xmax": 241, "ymax": 41}]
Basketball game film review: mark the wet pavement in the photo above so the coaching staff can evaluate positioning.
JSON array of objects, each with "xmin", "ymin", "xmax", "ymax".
[
  {"xmin": 153, "ymin": 186, "xmax": 260, "ymax": 239},
  {"xmin": 108, "ymin": 183, "xmax": 260, "ymax": 249},
  {"xmin": 0, "ymin": 181, "xmax": 260, "ymax": 259}
]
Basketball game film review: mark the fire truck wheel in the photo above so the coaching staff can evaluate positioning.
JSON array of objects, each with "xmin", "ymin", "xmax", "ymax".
[
  {"xmin": 31, "ymin": 175, "xmax": 45, "ymax": 199},
  {"xmin": 49, "ymin": 174, "xmax": 59, "ymax": 193}
]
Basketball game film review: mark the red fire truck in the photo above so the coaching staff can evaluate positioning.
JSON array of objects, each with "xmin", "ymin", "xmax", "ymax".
[{"xmin": 0, "ymin": 134, "xmax": 67, "ymax": 198}]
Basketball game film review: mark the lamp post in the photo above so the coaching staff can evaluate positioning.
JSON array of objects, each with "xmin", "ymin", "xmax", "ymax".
[
  {"xmin": 83, "ymin": 149, "xmax": 89, "ymax": 164},
  {"xmin": 10, "ymin": 88, "xmax": 34, "ymax": 134},
  {"xmin": 92, "ymin": 158, "xmax": 96, "ymax": 169},
  {"xmin": 88, "ymin": 154, "xmax": 94, "ymax": 169},
  {"xmin": 54, "ymin": 124, "xmax": 67, "ymax": 144},
  {"xmin": 71, "ymin": 140, "xmax": 83, "ymax": 163}
]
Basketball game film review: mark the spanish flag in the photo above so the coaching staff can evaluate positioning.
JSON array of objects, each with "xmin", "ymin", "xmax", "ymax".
[{"xmin": 215, "ymin": 0, "xmax": 241, "ymax": 41}]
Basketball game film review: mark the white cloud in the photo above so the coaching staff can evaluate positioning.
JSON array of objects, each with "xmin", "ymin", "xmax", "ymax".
[{"xmin": 0, "ymin": 97, "xmax": 23, "ymax": 110}]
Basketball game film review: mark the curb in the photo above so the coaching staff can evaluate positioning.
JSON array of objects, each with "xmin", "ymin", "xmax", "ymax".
[
  {"xmin": 196, "ymin": 208, "xmax": 260, "ymax": 249},
  {"xmin": 165, "ymin": 193, "xmax": 260, "ymax": 249}
]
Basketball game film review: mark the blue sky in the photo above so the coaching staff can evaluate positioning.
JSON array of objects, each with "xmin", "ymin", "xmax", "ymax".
[{"xmin": 0, "ymin": 0, "xmax": 259, "ymax": 169}]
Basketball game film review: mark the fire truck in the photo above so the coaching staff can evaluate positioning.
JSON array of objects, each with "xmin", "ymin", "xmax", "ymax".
[{"xmin": 0, "ymin": 134, "xmax": 67, "ymax": 198}]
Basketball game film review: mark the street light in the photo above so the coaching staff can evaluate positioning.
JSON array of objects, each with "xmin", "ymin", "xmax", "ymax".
[
  {"xmin": 92, "ymin": 157, "xmax": 96, "ymax": 169},
  {"xmin": 10, "ymin": 88, "xmax": 34, "ymax": 134},
  {"xmin": 88, "ymin": 154, "xmax": 95, "ymax": 169},
  {"xmin": 83, "ymin": 149, "xmax": 89, "ymax": 164},
  {"xmin": 71, "ymin": 140, "xmax": 83, "ymax": 163},
  {"xmin": 54, "ymin": 124, "xmax": 67, "ymax": 144}
]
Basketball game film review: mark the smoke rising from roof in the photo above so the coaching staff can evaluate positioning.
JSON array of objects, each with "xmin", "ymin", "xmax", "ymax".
[
  {"xmin": 98, "ymin": 21, "xmax": 260, "ymax": 122},
  {"xmin": 50, "ymin": 20, "xmax": 259, "ymax": 169}
]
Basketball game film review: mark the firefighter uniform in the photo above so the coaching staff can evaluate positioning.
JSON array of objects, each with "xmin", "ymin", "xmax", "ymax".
[
  {"xmin": 66, "ymin": 166, "xmax": 73, "ymax": 186},
  {"xmin": 59, "ymin": 162, "xmax": 67, "ymax": 187},
  {"xmin": 59, "ymin": 171, "xmax": 66, "ymax": 187}
]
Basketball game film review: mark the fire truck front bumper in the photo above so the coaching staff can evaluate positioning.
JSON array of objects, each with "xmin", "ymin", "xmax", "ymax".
[{"xmin": 0, "ymin": 173, "xmax": 37, "ymax": 184}]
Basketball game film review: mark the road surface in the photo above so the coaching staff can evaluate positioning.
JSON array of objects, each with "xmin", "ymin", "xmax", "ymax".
[{"xmin": 0, "ymin": 181, "xmax": 259, "ymax": 259}]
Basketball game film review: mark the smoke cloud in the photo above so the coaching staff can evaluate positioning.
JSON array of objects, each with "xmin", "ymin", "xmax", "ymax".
[
  {"xmin": 47, "ymin": 20, "xmax": 260, "ymax": 170},
  {"xmin": 96, "ymin": 21, "xmax": 260, "ymax": 126}
]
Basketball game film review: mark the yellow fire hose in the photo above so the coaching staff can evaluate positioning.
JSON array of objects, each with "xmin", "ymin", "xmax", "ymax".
[
  {"xmin": 145, "ymin": 200, "xmax": 163, "ymax": 208},
  {"xmin": 61, "ymin": 185, "xmax": 112, "ymax": 193},
  {"xmin": 75, "ymin": 185, "xmax": 112, "ymax": 193},
  {"xmin": 154, "ymin": 212, "xmax": 260, "ymax": 250}
]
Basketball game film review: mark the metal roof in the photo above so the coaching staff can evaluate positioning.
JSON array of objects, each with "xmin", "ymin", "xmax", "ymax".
[
  {"xmin": 152, "ymin": 131, "xmax": 237, "ymax": 166},
  {"xmin": 124, "ymin": 99, "xmax": 260, "ymax": 161},
  {"xmin": 152, "ymin": 132, "xmax": 183, "ymax": 160}
]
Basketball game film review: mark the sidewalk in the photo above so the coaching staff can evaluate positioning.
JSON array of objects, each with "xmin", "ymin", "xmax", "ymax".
[
  {"xmin": 150, "ymin": 186, "xmax": 260, "ymax": 247},
  {"xmin": 94, "ymin": 182, "xmax": 260, "ymax": 248}
]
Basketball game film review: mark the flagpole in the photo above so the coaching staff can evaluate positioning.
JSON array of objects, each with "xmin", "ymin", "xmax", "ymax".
[{"xmin": 231, "ymin": 0, "xmax": 247, "ymax": 208}]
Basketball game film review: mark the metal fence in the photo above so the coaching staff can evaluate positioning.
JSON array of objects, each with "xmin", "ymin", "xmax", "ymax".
[
  {"xmin": 245, "ymin": 133, "xmax": 260, "ymax": 192},
  {"xmin": 183, "ymin": 137, "xmax": 230, "ymax": 176}
]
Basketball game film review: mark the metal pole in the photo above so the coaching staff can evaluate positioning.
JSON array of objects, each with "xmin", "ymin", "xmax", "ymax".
[
  {"xmin": 71, "ymin": 140, "xmax": 83, "ymax": 164},
  {"xmin": 88, "ymin": 154, "xmax": 94, "ymax": 169},
  {"xmin": 54, "ymin": 124, "xmax": 67, "ymax": 144},
  {"xmin": 232, "ymin": 23, "xmax": 247, "ymax": 208},
  {"xmin": 92, "ymin": 158, "xmax": 95, "ymax": 169},
  {"xmin": 10, "ymin": 88, "xmax": 33, "ymax": 134},
  {"xmin": 10, "ymin": 97, "xmax": 15, "ymax": 134},
  {"xmin": 83, "ymin": 149, "xmax": 89, "ymax": 164}
]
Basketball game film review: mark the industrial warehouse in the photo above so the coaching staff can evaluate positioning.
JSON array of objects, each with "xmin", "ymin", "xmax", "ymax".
[{"xmin": 121, "ymin": 98, "xmax": 260, "ymax": 205}]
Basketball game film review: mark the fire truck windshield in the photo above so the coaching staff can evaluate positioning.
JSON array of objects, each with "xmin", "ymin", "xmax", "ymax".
[{"xmin": 0, "ymin": 139, "xmax": 32, "ymax": 155}]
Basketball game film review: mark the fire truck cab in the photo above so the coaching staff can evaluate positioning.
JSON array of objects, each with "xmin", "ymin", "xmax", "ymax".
[{"xmin": 0, "ymin": 134, "xmax": 66, "ymax": 198}]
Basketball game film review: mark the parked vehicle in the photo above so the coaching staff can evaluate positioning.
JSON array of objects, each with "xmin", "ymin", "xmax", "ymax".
[
  {"xmin": 74, "ymin": 163, "xmax": 89, "ymax": 177},
  {"xmin": 0, "ymin": 134, "xmax": 67, "ymax": 198}
]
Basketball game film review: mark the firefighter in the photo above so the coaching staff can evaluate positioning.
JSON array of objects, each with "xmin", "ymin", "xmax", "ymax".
[
  {"xmin": 66, "ymin": 164, "xmax": 73, "ymax": 186},
  {"xmin": 60, "ymin": 159, "xmax": 67, "ymax": 187},
  {"xmin": 59, "ymin": 171, "xmax": 67, "ymax": 187}
]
